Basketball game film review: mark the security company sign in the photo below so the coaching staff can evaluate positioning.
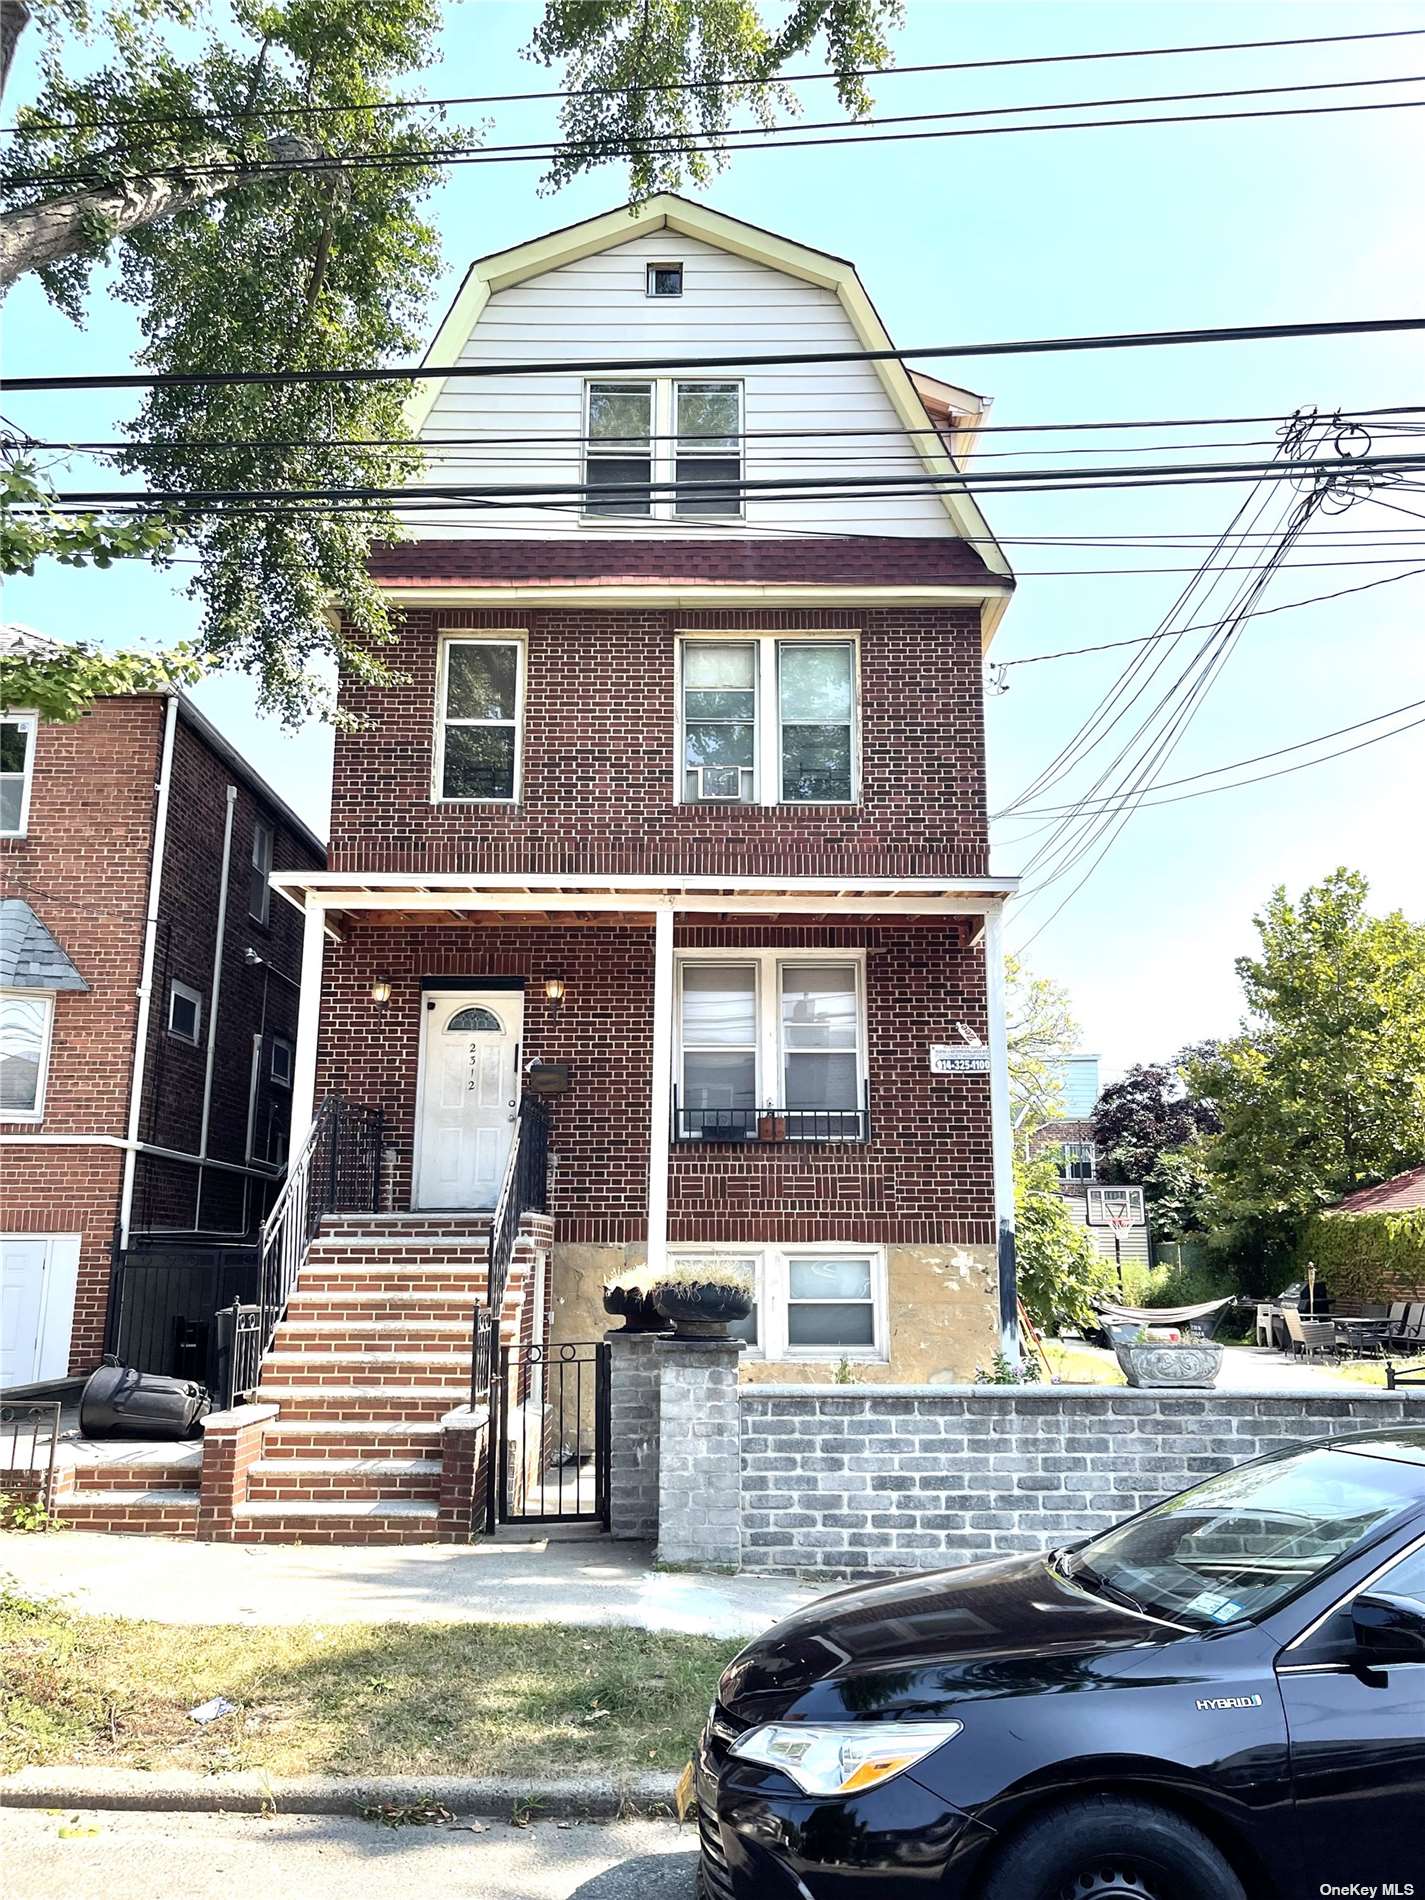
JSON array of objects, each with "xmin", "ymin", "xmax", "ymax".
[{"xmin": 929, "ymin": 1045, "xmax": 991, "ymax": 1075}]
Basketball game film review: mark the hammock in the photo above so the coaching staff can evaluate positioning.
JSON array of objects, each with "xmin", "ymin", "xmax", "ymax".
[{"xmin": 1091, "ymin": 1295, "xmax": 1235, "ymax": 1327}]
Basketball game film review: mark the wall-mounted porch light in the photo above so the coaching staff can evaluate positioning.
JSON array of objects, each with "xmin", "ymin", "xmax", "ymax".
[
  {"xmin": 370, "ymin": 977, "xmax": 392, "ymax": 1007},
  {"xmin": 544, "ymin": 977, "xmax": 566, "ymax": 1009}
]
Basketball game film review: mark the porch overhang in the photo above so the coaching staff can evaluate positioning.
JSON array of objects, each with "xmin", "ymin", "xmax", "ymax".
[{"xmin": 269, "ymin": 870, "xmax": 1020, "ymax": 929}]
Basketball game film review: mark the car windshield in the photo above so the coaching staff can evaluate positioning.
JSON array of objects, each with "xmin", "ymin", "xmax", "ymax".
[{"xmin": 1067, "ymin": 1446, "xmax": 1417, "ymax": 1628}]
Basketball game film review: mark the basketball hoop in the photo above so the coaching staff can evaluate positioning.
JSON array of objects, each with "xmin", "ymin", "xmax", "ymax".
[{"xmin": 1106, "ymin": 1205, "xmax": 1131, "ymax": 1232}]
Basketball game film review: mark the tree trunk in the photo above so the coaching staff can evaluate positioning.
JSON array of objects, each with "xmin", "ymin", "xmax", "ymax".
[
  {"xmin": 0, "ymin": 137, "xmax": 335, "ymax": 292},
  {"xmin": 1, "ymin": 0, "xmax": 30, "ymax": 97}
]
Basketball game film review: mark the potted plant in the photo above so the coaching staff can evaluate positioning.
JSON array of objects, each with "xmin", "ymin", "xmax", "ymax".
[
  {"xmin": 653, "ymin": 1260, "xmax": 755, "ymax": 1340},
  {"xmin": 1114, "ymin": 1325, "xmax": 1224, "ymax": 1389},
  {"xmin": 757, "ymin": 1099, "xmax": 787, "ymax": 1142},
  {"xmin": 601, "ymin": 1265, "xmax": 669, "ymax": 1334}
]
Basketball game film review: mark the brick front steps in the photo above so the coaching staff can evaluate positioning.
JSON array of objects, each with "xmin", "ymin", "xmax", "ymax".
[{"xmin": 53, "ymin": 1209, "xmax": 546, "ymax": 1545}]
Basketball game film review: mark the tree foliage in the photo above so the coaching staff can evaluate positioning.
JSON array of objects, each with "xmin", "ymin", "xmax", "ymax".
[
  {"xmin": 1015, "ymin": 1151, "xmax": 1113, "ymax": 1333},
  {"xmin": 1, "ymin": 0, "xmax": 906, "ymax": 724},
  {"xmin": 1186, "ymin": 869, "xmax": 1425, "ymax": 1280},
  {"xmin": 1004, "ymin": 953, "xmax": 1079, "ymax": 1129},
  {"xmin": 1296, "ymin": 1206, "xmax": 1425, "ymax": 1304},
  {"xmin": 1091, "ymin": 1060, "xmax": 1220, "ymax": 1187}
]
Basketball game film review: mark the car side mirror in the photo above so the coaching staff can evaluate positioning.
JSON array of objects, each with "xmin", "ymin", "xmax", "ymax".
[{"xmin": 1350, "ymin": 1592, "xmax": 1425, "ymax": 1665}]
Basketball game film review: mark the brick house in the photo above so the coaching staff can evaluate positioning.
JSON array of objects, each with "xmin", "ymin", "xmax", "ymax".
[
  {"xmin": 1030, "ymin": 1056, "xmax": 1151, "ymax": 1274},
  {"xmin": 269, "ymin": 195, "xmax": 1020, "ymax": 1408},
  {"xmin": 0, "ymin": 630, "xmax": 325, "ymax": 1389}
]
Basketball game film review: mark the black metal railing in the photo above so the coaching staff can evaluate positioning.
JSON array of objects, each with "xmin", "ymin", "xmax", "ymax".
[
  {"xmin": 671, "ymin": 1082, "xmax": 871, "ymax": 1145},
  {"xmin": 213, "ymin": 1299, "xmax": 263, "ymax": 1408},
  {"xmin": 106, "ymin": 1243, "xmax": 259, "ymax": 1383},
  {"xmin": 1, "ymin": 1399, "xmax": 62, "ymax": 1509},
  {"xmin": 470, "ymin": 1308, "xmax": 495, "ymax": 1409},
  {"xmin": 486, "ymin": 1095, "xmax": 551, "ymax": 1321},
  {"xmin": 257, "ymin": 1095, "xmax": 384, "ymax": 1367},
  {"xmin": 1386, "ymin": 1360, "xmax": 1425, "ymax": 1388}
]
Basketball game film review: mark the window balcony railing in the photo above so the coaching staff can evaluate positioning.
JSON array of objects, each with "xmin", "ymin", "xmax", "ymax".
[{"xmin": 672, "ymin": 1083, "xmax": 871, "ymax": 1146}]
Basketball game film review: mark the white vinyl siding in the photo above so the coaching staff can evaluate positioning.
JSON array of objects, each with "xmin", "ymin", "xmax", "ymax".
[{"xmin": 407, "ymin": 229, "xmax": 951, "ymax": 541}]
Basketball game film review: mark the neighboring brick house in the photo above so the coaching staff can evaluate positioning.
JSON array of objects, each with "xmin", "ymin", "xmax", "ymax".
[
  {"xmin": 0, "ymin": 631, "xmax": 325, "ymax": 1387},
  {"xmin": 271, "ymin": 195, "xmax": 1021, "ymax": 1400}
]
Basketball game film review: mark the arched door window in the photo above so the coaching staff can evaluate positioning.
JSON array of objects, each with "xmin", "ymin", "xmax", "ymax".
[{"xmin": 446, "ymin": 1005, "xmax": 502, "ymax": 1033}]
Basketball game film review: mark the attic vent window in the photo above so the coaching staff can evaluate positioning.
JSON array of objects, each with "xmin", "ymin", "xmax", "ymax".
[{"xmin": 647, "ymin": 262, "xmax": 683, "ymax": 298}]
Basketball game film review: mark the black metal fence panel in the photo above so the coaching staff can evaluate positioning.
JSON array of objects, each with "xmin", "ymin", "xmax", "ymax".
[
  {"xmin": 106, "ymin": 1246, "xmax": 259, "ymax": 1384},
  {"xmin": 0, "ymin": 1399, "xmax": 62, "ymax": 1506},
  {"xmin": 495, "ymin": 1340, "xmax": 610, "ymax": 1528}
]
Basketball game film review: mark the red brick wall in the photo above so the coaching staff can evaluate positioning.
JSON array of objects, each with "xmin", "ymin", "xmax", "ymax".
[
  {"xmin": 330, "ymin": 605, "xmax": 988, "ymax": 880},
  {"xmin": 316, "ymin": 918, "xmax": 994, "ymax": 1248}
]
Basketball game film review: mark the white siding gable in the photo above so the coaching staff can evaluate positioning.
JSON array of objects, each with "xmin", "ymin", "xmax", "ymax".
[{"xmin": 406, "ymin": 229, "xmax": 954, "ymax": 542}]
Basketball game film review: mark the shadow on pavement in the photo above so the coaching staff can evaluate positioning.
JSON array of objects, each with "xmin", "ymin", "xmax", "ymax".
[{"xmin": 568, "ymin": 1849, "xmax": 699, "ymax": 1897}]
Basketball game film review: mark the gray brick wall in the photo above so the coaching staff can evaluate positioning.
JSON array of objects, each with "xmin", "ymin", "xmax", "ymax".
[
  {"xmin": 607, "ymin": 1331, "xmax": 662, "ymax": 1540},
  {"xmin": 740, "ymin": 1386, "xmax": 1425, "ymax": 1574},
  {"xmin": 657, "ymin": 1340, "xmax": 741, "ymax": 1569}
]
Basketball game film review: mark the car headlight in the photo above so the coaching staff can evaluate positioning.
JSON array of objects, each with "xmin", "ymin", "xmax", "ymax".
[{"xmin": 728, "ymin": 1720, "xmax": 963, "ymax": 1796}]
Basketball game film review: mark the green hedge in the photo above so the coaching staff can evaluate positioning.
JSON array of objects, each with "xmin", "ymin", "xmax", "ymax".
[{"xmin": 1297, "ymin": 1207, "xmax": 1425, "ymax": 1301}]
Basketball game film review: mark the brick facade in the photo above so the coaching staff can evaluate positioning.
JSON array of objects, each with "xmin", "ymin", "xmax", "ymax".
[
  {"xmin": 315, "ymin": 915, "xmax": 994, "ymax": 1248},
  {"xmin": 330, "ymin": 605, "xmax": 988, "ymax": 881},
  {"xmin": 2, "ymin": 695, "xmax": 323, "ymax": 1379}
]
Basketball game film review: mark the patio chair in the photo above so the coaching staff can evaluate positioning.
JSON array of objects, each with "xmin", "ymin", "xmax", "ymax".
[
  {"xmin": 1387, "ymin": 1302, "xmax": 1424, "ymax": 1353},
  {"xmin": 1282, "ymin": 1305, "xmax": 1337, "ymax": 1361},
  {"xmin": 1255, "ymin": 1304, "xmax": 1278, "ymax": 1350}
]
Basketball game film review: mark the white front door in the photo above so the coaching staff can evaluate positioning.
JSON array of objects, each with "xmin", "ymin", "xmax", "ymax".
[
  {"xmin": 414, "ymin": 991, "xmax": 524, "ymax": 1209},
  {"xmin": 0, "ymin": 1234, "xmax": 80, "ymax": 1386}
]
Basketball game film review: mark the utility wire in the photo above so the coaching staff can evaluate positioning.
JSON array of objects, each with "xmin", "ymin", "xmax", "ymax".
[
  {"xmin": 8, "ymin": 24, "xmax": 1418, "ymax": 136},
  {"xmin": 17, "ymin": 71, "xmax": 1423, "ymax": 190},
  {"xmin": 11, "ymin": 317, "xmax": 1422, "ymax": 395}
]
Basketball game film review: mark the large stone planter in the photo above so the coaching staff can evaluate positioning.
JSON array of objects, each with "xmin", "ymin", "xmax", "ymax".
[
  {"xmin": 654, "ymin": 1281, "xmax": 754, "ymax": 1341},
  {"xmin": 1114, "ymin": 1340, "xmax": 1224, "ymax": 1389}
]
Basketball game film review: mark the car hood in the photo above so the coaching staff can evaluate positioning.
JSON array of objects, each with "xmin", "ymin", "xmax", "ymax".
[{"xmin": 720, "ymin": 1553, "xmax": 1174, "ymax": 1722}]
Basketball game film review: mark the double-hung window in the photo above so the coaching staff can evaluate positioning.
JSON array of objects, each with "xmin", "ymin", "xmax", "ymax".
[
  {"xmin": 675, "ymin": 953, "xmax": 866, "ymax": 1141},
  {"xmin": 1058, "ymin": 1140, "xmax": 1096, "ymax": 1182},
  {"xmin": 0, "ymin": 989, "xmax": 54, "ymax": 1119},
  {"xmin": 1, "ymin": 712, "xmax": 37, "ymax": 837},
  {"xmin": 665, "ymin": 1246, "xmax": 886, "ymax": 1361},
  {"xmin": 679, "ymin": 636, "xmax": 857, "ymax": 805},
  {"xmin": 248, "ymin": 820, "xmax": 273, "ymax": 924},
  {"xmin": 584, "ymin": 379, "xmax": 743, "ymax": 519},
  {"xmin": 436, "ymin": 636, "xmax": 524, "ymax": 802}
]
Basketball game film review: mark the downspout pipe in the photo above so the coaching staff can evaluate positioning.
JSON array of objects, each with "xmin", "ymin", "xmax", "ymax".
[
  {"xmin": 195, "ymin": 783, "xmax": 238, "ymax": 1227},
  {"xmin": 983, "ymin": 899, "xmax": 1019, "ymax": 1363},
  {"xmin": 119, "ymin": 694, "xmax": 179, "ymax": 1250}
]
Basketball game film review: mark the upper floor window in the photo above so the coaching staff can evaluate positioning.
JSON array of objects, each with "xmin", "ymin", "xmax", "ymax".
[
  {"xmin": 679, "ymin": 635, "xmax": 858, "ymax": 805},
  {"xmin": 646, "ymin": 261, "xmax": 683, "ymax": 297},
  {"xmin": 584, "ymin": 379, "xmax": 743, "ymax": 519},
  {"xmin": 0, "ymin": 989, "xmax": 54, "ymax": 1119},
  {"xmin": 270, "ymin": 1034, "xmax": 293, "ymax": 1087},
  {"xmin": 248, "ymin": 819, "xmax": 273, "ymax": 924},
  {"xmin": 1, "ymin": 712, "xmax": 38, "ymax": 837},
  {"xmin": 1058, "ymin": 1140, "xmax": 1097, "ymax": 1182},
  {"xmin": 436, "ymin": 636, "xmax": 524, "ymax": 803},
  {"xmin": 168, "ymin": 978, "xmax": 203, "ymax": 1046}
]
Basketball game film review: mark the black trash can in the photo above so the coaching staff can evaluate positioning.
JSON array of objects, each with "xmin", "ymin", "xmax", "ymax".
[{"xmin": 79, "ymin": 1360, "xmax": 211, "ymax": 1439}]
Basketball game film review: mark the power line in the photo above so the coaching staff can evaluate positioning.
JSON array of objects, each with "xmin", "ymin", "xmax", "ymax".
[
  {"xmin": 1001, "ymin": 697, "xmax": 1425, "ymax": 815},
  {"xmin": 17, "ymin": 70, "xmax": 1423, "ymax": 191},
  {"xmin": 992, "ymin": 564, "xmax": 1425, "ymax": 666},
  {"xmin": 8, "ymin": 24, "xmax": 1418, "ymax": 137},
  {"xmin": 11, "ymin": 317, "xmax": 1422, "ymax": 395}
]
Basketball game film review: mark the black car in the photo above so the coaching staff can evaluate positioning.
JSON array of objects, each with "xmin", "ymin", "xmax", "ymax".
[{"xmin": 695, "ymin": 1428, "xmax": 1425, "ymax": 1900}]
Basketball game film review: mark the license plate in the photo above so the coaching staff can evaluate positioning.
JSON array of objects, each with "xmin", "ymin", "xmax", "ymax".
[{"xmin": 674, "ymin": 1759, "xmax": 696, "ymax": 1823}]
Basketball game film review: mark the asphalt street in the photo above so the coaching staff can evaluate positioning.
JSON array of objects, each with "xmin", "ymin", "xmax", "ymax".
[{"xmin": 3, "ymin": 1807, "xmax": 698, "ymax": 1899}]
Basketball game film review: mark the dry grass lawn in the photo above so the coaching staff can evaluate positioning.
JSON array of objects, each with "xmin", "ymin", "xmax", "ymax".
[{"xmin": 0, "ymin": 1582, "xmax": 739, "ymax": 1781}]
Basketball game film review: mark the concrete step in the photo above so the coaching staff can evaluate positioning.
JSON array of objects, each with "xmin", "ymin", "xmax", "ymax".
[
  {"xmin": 257, "ymin": 1385, "xmax": 467, "ymax": 1422},
  {"xmin": 246, "ymin": 1456, "xmax": 441, "ymax": 1503},
  {"xmin": 272, "ymin": 1320, "xmax": 475, "ymax": 1351},
  {"xmin": 68, "ymin": 1463, "xmax": 198, "ymax": 1495},
  {"xmin": 228, "ymin": 1497, "xmax": 441, "ymax": 1544},
  {"xmin": 320, "ymin": 1212, "xmax": 493, "ymax": 1231},
  {"xmin": 57, "ymin": 1490, "xmax": 200, "ymax": 1533},
  {"xmin": 262, "ymin": 1353, "xmax": 469, "ymax": 1389},
  {"xmin": 261, "ymin": 1420, "xmax": 445, "ymax": 1458}
]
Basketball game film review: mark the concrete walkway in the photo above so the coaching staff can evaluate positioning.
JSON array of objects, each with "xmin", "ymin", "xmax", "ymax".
[{"xmin": 0, "ymin": 1530, "xmax": 820, "ymax": 1636}]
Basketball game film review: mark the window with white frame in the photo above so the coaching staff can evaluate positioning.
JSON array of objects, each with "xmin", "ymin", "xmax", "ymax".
[
  {"xmin": 584, "ymin": 379, "xmax": 743, "ymax": 519},
  {"xmin": 646, "ymin": 261, "xmax": 683, "ymax": 298},
  {"xmin": 675, "ymin": 953, "xmax": 866, "ymax": 1138},
  {"xmin": 0, "ymin": 989, "xmax": 55, "ymax": 1119},
  {"xmin": 1, "ymin": 712, "xmax": 38, "ymax": 837},
  {"xmin": 678, "ymin": 635, "xmax": 858, "ymax": 805},
  {"xmin": 270, "ymin": 1034, "xmax": 293, "ymax": 1087},
  {"xmin": 168, "ymin": 979, "xmax": 202, "ymax": 1045},
  {"xmin": 436, "ymin": 636, "xmax": 524, "ymax": 802},
  {"xmin": 667, "ymin": 1246, "xmax": 886, "ymax": 1361},
  {"xmin": 1058, "ymin": 1140, "xmax": 1096, "ymax": 1182},
  {"xmin": 248, "ymin": 819, "xmax": 273, "ymax": 924}
]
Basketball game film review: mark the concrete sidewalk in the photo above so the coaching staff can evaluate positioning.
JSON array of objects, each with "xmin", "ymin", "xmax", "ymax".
[{"xmin": 0, "ymin": 1530, "xmax": 822, "ymax": 1636}]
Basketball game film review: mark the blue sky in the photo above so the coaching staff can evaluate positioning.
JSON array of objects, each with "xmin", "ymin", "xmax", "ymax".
[{"xmin": 5, "ymin": 0, "xmax": 1423, "ymax": 1075}]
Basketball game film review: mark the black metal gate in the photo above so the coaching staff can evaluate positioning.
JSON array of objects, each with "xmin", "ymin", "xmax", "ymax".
[{"xmin": 490, "ymin": 1339, "xmax": 610, "ymax": 1529}]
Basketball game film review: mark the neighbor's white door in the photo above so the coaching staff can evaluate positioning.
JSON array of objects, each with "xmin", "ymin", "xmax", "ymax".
[
  {"xmin": 414, "ymin": 992, "xmax": 524, "ymax": 1209},
  {"xmin": 0, "ymin": 1234, "xmax": 80, "ymax": 1386}
]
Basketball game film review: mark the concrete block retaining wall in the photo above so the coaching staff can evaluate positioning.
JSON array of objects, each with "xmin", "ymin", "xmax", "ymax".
[{"xmin": 738, "ymin": 1386, "xmax": 1425, "ymax": 1575}]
